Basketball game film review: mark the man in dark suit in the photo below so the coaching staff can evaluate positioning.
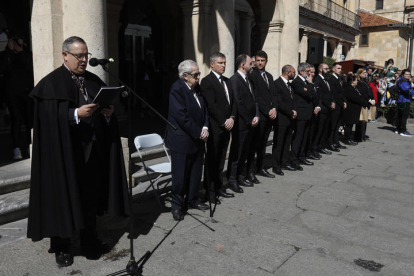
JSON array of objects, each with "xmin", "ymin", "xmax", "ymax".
[
  {"xmin": 327, "ymin": 62, "xmax": 347, "ymax": 150},
  {"xmin": 312, "ymin": 63, "xmax": 336, "ymax": 155},
  {"xmin": 201, "ymin": 52, "xmax": 238, "ymax": 202},
  {"xmin": 291, "ymin": 63, "xmax": 314, "ymax": 169},
  {"xmin": 303, "ymin": 65, "xmax": 322, "ymax": 161},
  {"xmin": 272, "ymin": 65, "xmax": 297, "ymax": 175},
  {"xmin": 227, "ymin": 54, "xmax": 259, "ymax": 189},
  {"xmin": 165, "ymin": 60, "xmax": 210, "ymax": 221},
  {"xmin": 248, "ymin": 50, "xmax": 278, "ymax": 181}
]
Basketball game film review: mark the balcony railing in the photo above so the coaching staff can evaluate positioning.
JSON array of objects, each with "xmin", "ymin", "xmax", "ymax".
[{"xmin": 300, "ymin": 0, "xmax": 360, "ymax": 30}]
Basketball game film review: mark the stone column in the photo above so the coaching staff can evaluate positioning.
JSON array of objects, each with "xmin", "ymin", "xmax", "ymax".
[
  {"xmin": 323, "ymin": 37, "xmax": 329, "ymax": 57},
  {"xmin": 239, "ymin": 12, "xmax": 252, "ymax": 56},
  {"xmin": 299, "ymin": 30, "xmax": 309, "ymax": 63},
  {"xmin": 347, "ymin": 43, "xmax": 356, "ymax": 60},
  {"xmin": 31, "ymin": 0, "xmax": 64, "ymax": 85},
  {"xmin": 214, "ymin": 0, "xmax": 235, "ymax": 77},
  {"xmin": 280, "ymin": 0, "xmax": 299, "ymax": 70},
  {"xmin": 181, "ymin": 0, "xmax": 213, "ymax": 78},
  {"xmin": 61, "ymin": 0, "xmax": 108, "ymax": 83},
  {"xmin": 259, "ymin": 20, "xmax": 283, "ymax": 77},
  {"xmin": 336, "ymin": 41, "xmax": 343, "ymax": 61}
]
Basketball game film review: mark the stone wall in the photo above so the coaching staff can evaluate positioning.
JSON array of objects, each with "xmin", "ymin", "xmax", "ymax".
[{"xmin": 354, "ymin": 28, "xmax": 409, "ymax": 69}]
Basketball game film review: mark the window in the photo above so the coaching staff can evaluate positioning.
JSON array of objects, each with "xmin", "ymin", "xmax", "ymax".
[
  {"xmin": 360, "ymin": 34, "xmax": 368, "ymax": 46},
  {"xmin": 376, "ymin": 0, "xmax": 383, "ymax": 10}
]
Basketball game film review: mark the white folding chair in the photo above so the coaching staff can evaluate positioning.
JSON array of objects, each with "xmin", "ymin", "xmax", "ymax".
[{"xmin": 133, "ymin": 133, "xmax": 171, "ymax": 209}]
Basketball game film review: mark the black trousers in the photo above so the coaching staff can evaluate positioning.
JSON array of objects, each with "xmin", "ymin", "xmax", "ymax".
[
  {"xmin": 5, "ymin": 90, "xmax": 33, "ymax": 149},
  {"xmin": 205, "ymin": 131, "xmax": 230, "ymax": 197},
  {"xmin": 291, "ymin": 119, "xmax": 310, "ymax": 163},
  {"xmin": 344, "ymin": 124, "xmax": 355, "ymax": 140},
  {"xmin": 272, "ymin": 124, "xmax": 293, "ymax": 168},
  {"xmin": 171, "ymin": 148, "xmax": 203, "ymax": 210},
  {"xmin": 252, "ymin": 120, "xmax": 272, "ymax": 172},
  {"xmin": 227, "ymin": 128, "xmax": 254, "ymax": 185},
  {"xmin": 397, "ymin": 102, "xmax": 411, "ymax": 133},
  {"xmin": 50, "ymin": 142, "xmax": 101, "ymax": 250},
  {"xmin": 303, "ymin": 114, "xmax": 317, "ymax": 158},
  {"xmin": 328, "ymin": 109, "xmax": 341, "ymax": 145},
  {"xmin": 354, "ymin": 122, "xmax": 367, "ymax": 141},
  {"xmin": 312, "ymin": 113, "xmax": 329, "ymax": 151}
]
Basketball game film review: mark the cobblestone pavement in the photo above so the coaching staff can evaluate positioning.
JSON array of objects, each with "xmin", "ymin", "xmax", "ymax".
[{"xmin": 1, "ymin": 122, "xmax": 413, "ymax": 276}]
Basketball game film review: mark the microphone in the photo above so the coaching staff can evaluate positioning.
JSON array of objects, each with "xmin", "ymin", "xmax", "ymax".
[{"xmin": 89, "ymin": 58, "xmax": 114, "ymax": 67}]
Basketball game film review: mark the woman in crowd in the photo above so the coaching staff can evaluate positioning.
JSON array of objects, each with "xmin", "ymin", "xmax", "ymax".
[
  {"xmin": 342, "ymin": 76, "xmax": 370, "ymax": 145},
  {"xmin": 368, "ymin": 76, "xmax": 378, "ymax": 122},
  {"xmin": 355, "ymin": 68, "xmax": 375, "ymax": 141}
]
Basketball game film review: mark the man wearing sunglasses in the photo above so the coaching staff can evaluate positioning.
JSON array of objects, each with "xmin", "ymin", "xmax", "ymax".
[{"xmin": 28, "ymin": 36, "xmax": 129, "ymax": 267}]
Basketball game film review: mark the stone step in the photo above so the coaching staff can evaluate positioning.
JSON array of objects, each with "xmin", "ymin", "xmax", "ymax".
[
  {"xmin": 0, "ymin": 159, "xmax": 31, "ymax": 195},
  {"xmin": 0, "ymin": 189, "xmax": 30, "ymax": 225}
]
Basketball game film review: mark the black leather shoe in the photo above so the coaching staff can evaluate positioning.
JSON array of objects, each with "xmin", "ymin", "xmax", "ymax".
[
  {"xmin": 256, "ymin": 169, "xmax": 275, "ymax": 178},
  {"xmin": 319, "ymin": 148, "xmax": 332, "ymax": 155},
  {"xmin": 293, "ymin": 163, "xmax": 303, "ymax": 171},
  {"xmin": 228, "ymin": 184, "xmax": 244, "ymax": 193},
  {"xmin": 55, "ymin": 251, "xmax": 73, "ymax": 267},
  {"xmin": 343, "ymin": 140, "xmax": 357, "ymax": 146},
  {"xmin": 299, "ymin": 159, "xmax": 314, "ymax": 166},
  {"xmin": 188, "ymin": 202, "xmax": 209, "ymax": 210},
  {"xmin": 364, "ymin": 135, "xmax": 370, "ymax": 139},
  {"xmin": 333, "ymin": 143, "xmax": 346, "ymax": 149},
  {"xmin": 272, "ymin": 168, "xmax": 284, "ymax": 176},
  {"xmin": 307, "ymin": 153, "xmax": 320, "ymax": 160},
  {"xmin": 218, "ymin": 189, "xmax": 234, "ymax": 198},
  {"xmin": 171, "ymin": 209, "xmax": 184, "ymax": 220},
  {"xmin": 281, "ymin": 165, "xmax": 296, "ymax": 171},
  {"xmin": 327, "ymin": 145, "xmax": 340, "ymax": 152},
  {"xmin": 238, "ymin": 180, "xmax": 254, "ymax": 187},
  {"xmin": 248, "ymin": 173, "xmax": 260, "ymax": 184},
  {"xmin": 209, "ymin": 198, "xmax": 221, "ymax": 205}
]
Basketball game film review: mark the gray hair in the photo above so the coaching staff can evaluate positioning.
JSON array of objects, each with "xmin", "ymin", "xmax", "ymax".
[
  {"xmin": 178, "ymin": 60, "xmax": 198, "ymax": 79},
  {"xmin": 62, "ymin": 36, "xmax": 86, "ymax": 52},
  {"xmin": 298, "ymin": 62, "xmax": 312, "ymax": 72},
  {"xmin": 210, "ymin": 52, "xmax": 226, "ymax": 63}
]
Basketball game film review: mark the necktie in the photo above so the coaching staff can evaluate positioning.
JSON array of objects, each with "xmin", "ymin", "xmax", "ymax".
[
  {"xmin": 324, "ymin": 80, "xmax": 330, "ymax": 91},
  {"xmin": 245, "ymin": 76, "xmax": 253, "ymax": 95},
  {"xmin": 262, "ymin": 72, "xmax": 269, "ymax": 88},
  {"xmin": 220, "ymin": 76, "xmax": 230, "ymax": 103},
  {"xmin": 287, "ymin": 82, "xmax": 293, "ymax": 99}
]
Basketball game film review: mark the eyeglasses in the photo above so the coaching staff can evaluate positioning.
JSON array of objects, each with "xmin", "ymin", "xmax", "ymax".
[
  {"xmin": 187, "ymin": 72, "xmax": 201, "ymax": 78},
  {"xmin": 66, "ymin": 51, "xmax": 92, "ymax": 60},
  {"xmin": 323, "ymin": 68, "xmax": 330, "ymax": 70}
]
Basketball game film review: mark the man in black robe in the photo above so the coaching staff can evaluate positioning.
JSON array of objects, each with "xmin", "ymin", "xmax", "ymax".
[{"xmin": 27, "ymin": 36, "xmax": 129, "ymax": 267}]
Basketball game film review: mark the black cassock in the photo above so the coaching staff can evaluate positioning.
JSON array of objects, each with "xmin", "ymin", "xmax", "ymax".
[{"xmin": 27, "ymin": 65, "xmax": 129, "ymax": 242}]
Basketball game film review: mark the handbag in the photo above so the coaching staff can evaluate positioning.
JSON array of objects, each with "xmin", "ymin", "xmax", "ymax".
[{"xmin": 360, "ymin": 107, "xmax": 368, "ymax": 122}]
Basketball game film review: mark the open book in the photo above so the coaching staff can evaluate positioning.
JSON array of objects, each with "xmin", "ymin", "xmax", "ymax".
[{"xmin": 92, "ymin": 86, "xmax": 125, "ymax": 107}]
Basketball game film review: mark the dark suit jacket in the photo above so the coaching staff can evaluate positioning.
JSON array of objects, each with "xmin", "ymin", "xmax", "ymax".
[
  {"xmin": 308, "ymin": 81, "xmax": 321, "ymax": 109},
  {"xmin": 230, "ymin": 72, "xmax": 259, "ymax": 131},
  {"xmin": 328, "ymin": 75, "xmax": 347, "ymax": 111},
  {"xmin": 291, "ymin": 76, "xmax": 313, "ymax": 121},
  {"xmin": 248, "ymin": 67, "xmax": 278, "ymax": 122},
  {"xmin": 314, "ymin": 74, "xmax": 335, "ymax": 114},
  {"xmin": 342, "ymin": 85, "xmax": 370, "ymax": 125},
  {"xmin": 200, "ymin": 71, "xmax": 236, "ymax": 134},
  {"xmin": 165, "ymin": 79, "xmax": 209, "ymax": 154},
  {"xmin": 274, "ymin": 77, "xmax": 296, "ymax": 126}
]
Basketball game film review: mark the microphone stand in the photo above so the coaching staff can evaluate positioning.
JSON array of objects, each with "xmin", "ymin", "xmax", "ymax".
[{"xmin": 99, "ymin": 64, "xmax": 176, "ymax": 276}]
